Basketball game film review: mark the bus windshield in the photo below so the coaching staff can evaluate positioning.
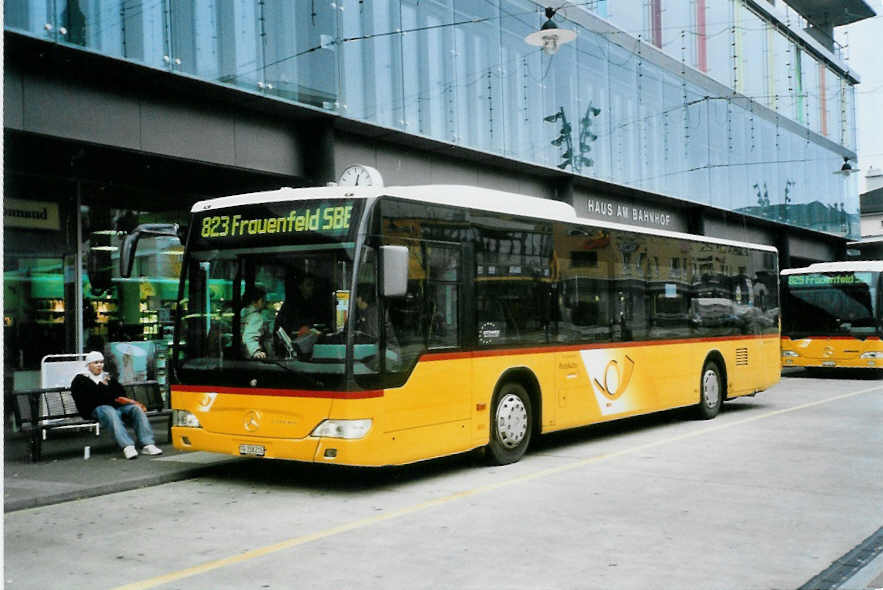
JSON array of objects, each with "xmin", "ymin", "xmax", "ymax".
[
  {"xmin": 175, "ymin": 245, "xmax": 361, "ymax": 390},
  {"xmin": 783, "ymin": 271, "xmax": 881, "ymax": 338},
  {"xmin": 173, "ymin": 198, "xmax": 372, "ymax": 390}
]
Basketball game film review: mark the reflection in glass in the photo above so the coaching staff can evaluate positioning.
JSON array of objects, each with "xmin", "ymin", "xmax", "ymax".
[{"xmin": 5, "ymin": 0, "xmax": 861, "ymax": 238}]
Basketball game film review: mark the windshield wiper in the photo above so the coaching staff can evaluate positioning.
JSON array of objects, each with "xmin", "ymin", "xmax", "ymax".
[
  {"xmin": 259, "ymin": 357, "xmax": 299, "ymax": 374},
  {"xmin": 258, "ymin": 357, "xmax": 328, "ymax": 388}
]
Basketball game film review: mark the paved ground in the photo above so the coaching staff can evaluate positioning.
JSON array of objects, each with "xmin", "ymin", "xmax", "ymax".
[
  {"xmin": 4, "ymin": 373, "xmax": 883, "ymax": 589},
  {"xmin": 3, "ymin": 416, "xmax": 240, "ymax": 512}
]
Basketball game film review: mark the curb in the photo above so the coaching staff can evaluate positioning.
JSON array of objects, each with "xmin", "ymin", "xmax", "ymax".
[{"xmin": 4, "ymin": 461, "xmax": 235, "ymax": 513}]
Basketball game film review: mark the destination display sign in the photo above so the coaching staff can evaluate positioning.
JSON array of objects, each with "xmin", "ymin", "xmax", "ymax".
[
  {"xmin": 787, "ymin": 272, "xmax": 873, "ymax": 287},
  {"xmin": 190, "ymin": 199, "xmax": 362, "ymax": 250}
]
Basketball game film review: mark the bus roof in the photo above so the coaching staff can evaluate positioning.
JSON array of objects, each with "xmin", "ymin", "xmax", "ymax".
[
  {"xmin": 191, "ymin": 185, "xmax": 574, "ymax": 218},
  {"xmin": 781, "ymin": 260, "xmax": 883, "ymax": 275},
  {"xmin": 192, "ymin": 185, "xmax": 778, "ymax": 254}
]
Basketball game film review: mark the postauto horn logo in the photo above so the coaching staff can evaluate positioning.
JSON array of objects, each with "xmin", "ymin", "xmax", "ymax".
[
  {"xmin": 593, "ymin": 355, "xmax": 635, "ymax": 400},
  {"xmin": 580, "ymin": 351, "xmax": 637, "ymax": 416}
]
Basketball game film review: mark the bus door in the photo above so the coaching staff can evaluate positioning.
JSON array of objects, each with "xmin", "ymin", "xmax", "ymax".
[
  {"xmin": 383, "ymin": 241, "xmax": 471, "ymax": 436},
  {"xmin": 555, "ymin": 276, "xmax": 612, "ymax": 428}
]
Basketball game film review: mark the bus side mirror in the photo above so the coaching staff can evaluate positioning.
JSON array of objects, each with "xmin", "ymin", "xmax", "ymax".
[
  {"xmin": 120, "ymin": 223, "xmax": 182, "ymax": 278},
  {"xmin": 381, "ymin": 245, "xmax": 409, "ymax": 298}
]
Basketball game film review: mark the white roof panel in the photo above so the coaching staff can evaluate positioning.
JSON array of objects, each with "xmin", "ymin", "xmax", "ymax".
[
  {"xmin": 191, "ymin": 185, "xmax": 777, "ymax": 254},
  {"xmin": 781, "ymin": 261, "xmax": 883, "ymax": 275}
]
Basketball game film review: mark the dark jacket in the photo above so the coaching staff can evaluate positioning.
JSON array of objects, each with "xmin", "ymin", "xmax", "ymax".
[
  {"xmin": 356, "ymin": 304, "xmax": 398, "ymax": 347},
  {"xmin": 71, "ymin": 373, "xmax": 126, "ymax": 419},
  {"xmin": 275, "ymin": 294, "xmax": 324, "ymax": 336}
]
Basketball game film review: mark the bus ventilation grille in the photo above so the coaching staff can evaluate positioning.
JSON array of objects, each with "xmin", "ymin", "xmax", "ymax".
[{"xmin": 735, "ymin": 348, "xmax": 749, "ymax": 366}]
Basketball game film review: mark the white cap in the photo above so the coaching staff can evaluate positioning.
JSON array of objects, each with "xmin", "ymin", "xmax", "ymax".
[{"xmin": 85, "ymin": 351, "xmax": 104, "ymax": 364}]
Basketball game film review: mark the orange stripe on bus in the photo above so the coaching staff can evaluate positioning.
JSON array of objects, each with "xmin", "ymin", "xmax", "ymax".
[
  {"xmin": 781, "ymin": 336, "xmax": 881, "ymax": 341},
  {"xmin": 421, "ymin": 334, "xmax": 775, "ymax": 362},
  {"xmin": 172, "ymin": 385, "xmax": 383, "ymax": 399}
]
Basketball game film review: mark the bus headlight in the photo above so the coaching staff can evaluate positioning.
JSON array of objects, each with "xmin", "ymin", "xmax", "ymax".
[
  {"xmin": 782, "ymin": 350, "xmax": 799, "ymax": 357},
  {"xmin": 172, "ymin": 409, "xmax": 202, "ymax": 428},
  {"xmin": 311, "ymin": 419, "xmax": 372, "ymax": 439},
  {"xmin": 860, "ymin": 352, "xmax": 882, "ymax": 359}
]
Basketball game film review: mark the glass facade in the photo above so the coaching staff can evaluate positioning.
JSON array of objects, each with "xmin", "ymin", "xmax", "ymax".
[{"xmin": 4, "ymin": 0, "xmax": 860, "ymax": 239}]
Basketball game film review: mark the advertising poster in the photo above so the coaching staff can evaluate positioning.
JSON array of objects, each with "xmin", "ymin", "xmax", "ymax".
[{"xmin": 105, "ymin": 341, "xmax": 156, "ymax": 384}]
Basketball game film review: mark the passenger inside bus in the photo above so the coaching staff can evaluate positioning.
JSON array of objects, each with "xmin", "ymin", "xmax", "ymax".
[
  {"xmin": 354, "ymin": 283, "xmax": 398, "ymax": 347},
  {"xmin": 241, "ymin": 286, "xmax": 273, "ymax": 360}
]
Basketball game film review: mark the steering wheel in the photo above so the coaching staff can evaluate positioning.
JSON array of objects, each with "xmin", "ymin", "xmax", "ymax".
[{"xmin": 352, "ymin": 330, "xmax": 377, "ymax": 344}]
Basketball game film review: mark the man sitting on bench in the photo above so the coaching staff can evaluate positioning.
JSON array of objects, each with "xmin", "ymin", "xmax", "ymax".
[{"xmin": 71, "ymin": 351, "xmax": 163, "ymax": 460}]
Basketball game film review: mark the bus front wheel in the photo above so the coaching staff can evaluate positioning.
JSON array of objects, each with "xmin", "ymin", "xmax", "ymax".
[
  {"xmin": 487, "ymin": 382, "xmax": 533, "ymax": 465},
  {"xmin": 696, "ymin": 359, "xmax": 723, "ymax": 420}
]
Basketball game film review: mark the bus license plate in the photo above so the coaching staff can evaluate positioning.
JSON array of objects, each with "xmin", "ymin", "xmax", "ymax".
[
  {"xmin": 822, "ymin": 361, "xmax": 836, "ymax": 367},
  {"xmin": 239, "ymin": 444, "xmax": 266, "ymax": 457}
]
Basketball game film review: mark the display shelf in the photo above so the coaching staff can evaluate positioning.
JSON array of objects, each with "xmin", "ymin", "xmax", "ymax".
[
  {"xmin": 90, "ymin": 299, "xmax": 118, "ymax": 324},
  {"xmin": 32, "ymin": 299, "xmax": 66, "ymax": 324}
]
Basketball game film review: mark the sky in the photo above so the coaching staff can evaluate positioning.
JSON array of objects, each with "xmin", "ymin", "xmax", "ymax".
[{"xmin": 837, "ymin": 1, "xmax": 883, "ymax": 193}]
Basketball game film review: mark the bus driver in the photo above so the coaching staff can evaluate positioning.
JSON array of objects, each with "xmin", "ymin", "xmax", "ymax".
[{"xmin": 275, "ymin": 274, "xmax": 321, "ymax": 338}]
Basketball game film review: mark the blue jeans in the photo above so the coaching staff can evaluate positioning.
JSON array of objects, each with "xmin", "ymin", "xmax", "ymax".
[{"xmin": 92, "ymin": 404, "xmax": 156, "ymax": 449}]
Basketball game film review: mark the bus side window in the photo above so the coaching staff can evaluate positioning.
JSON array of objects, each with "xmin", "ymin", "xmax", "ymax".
[
  {"xmin": 427, "ymin": 245, "xmax": 460, "ymax": 349},
  {"xmin": 385, "ymin": 244, "xmax": 430, "ymax": 367}
]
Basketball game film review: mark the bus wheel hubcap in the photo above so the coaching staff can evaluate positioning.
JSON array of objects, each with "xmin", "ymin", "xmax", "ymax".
[
  {"xmin": 702, "ymin": 369, "xmax": 720, "ymax": 408},
  {"xmin": 496, "ymin": 393, "xmax": 528, "ymax": 449}
]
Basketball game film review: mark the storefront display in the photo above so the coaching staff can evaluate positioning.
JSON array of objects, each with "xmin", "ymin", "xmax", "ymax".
[{"xmin": 3, "ymin": 177, "xmax": 185, "ymax": 398}]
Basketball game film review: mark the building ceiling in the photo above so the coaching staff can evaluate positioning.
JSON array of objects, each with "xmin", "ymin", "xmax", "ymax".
[
  {"xmin": 786, "ymin": 0, "xmax": 876, "ymax": 28},
  {"xmin": 3, "ymin": 130, "xmax": 296, "ymax": 208}
]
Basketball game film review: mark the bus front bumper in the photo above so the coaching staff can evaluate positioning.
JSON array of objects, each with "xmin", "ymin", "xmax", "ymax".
[
  {"xmin": 171, "ymin": 426, "xmax": 387, "ymax": 466},
  {"xmin": 781, "ymin": 354, "xmax": 880, "ymax": 368}
]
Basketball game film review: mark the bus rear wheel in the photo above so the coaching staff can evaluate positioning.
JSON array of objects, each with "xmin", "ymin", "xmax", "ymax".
[
  {"xmin": 487, "ymin": 382, "xmax": 532, "ymax": 465},
  {"xmin": 696, "ymin": 359, "xmax": 723, "ymax": 420}
]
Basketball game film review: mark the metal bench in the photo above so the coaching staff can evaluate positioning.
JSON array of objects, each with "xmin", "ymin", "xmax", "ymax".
[{"xmin": 10, "ymin": 380, "xmax": 171, "ymax": 462}]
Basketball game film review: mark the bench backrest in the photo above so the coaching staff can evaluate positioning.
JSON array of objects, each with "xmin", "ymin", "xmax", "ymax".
[
  {"xmin": 126, "ymin": 381, "xmax": 166, "ymax": 412},
  {"xmin": 40, "ymin": 389, "xmax": 82, "ymax": 424},
  {"xmin": 12, "ymin": 380, "xmax": 167, "ymax": 429},
  {"xmin": 13, "ymin": 387, "xmax": 82, "ymax": 427},
  {"xmin": 41, "ymin": 354, "xmax": 88, "ymax": 389}
]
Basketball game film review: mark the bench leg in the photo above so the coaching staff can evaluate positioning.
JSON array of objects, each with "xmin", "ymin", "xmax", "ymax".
[{"xmin": 29, "ymin": 430, "xmax": 42, "ymax": 463}]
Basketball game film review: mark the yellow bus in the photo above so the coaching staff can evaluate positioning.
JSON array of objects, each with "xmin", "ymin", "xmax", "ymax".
[
  {"xmin": 781, "ymin": 261, "xmax": 883, "ymax": 370},
  {"xmin": 124, "ymin": 185, "xmax": 780, "ymax": 466}
]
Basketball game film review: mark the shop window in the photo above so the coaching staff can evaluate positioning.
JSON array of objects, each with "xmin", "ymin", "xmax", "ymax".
[
  {"xmin": 80, "ymin": 204, "xmax": 185, "ymax": 395},
  {"xmin": 3, "ymin": 257, "xmax": 75, "ymax": 380},
  {"xmin": 81, "ymin": 206, "xmax": 183, "ymax": 348}
]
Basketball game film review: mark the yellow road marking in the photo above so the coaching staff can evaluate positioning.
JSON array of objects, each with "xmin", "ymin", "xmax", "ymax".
[{"xmin": 115, "ymin": 384, "xmax": 883, "ymax": 590}]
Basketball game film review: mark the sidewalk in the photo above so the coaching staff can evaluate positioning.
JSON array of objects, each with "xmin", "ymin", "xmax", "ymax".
[{"xmin": 3, "ymin": 417, "xmax": 241, "ymax": 512}]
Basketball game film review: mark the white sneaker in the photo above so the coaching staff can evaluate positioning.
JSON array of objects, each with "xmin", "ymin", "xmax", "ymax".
[
  {"xmin": 123, "ymin": 446, "xmax": 138, "ymax": 460},
  {"xmin": 141, "ymin": 444, "xmax": 163, "ymax": 456}
]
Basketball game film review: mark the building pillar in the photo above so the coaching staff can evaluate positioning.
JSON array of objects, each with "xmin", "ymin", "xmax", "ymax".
[
  {"xmin": 301, "ymin": 121, "xmax": 335, "ymax": 185},
  {"xmin": 552, "ymin": 177, "xmax": 574, "ymax": 205},
  {"xmin": 687, "ymin": 207, "xmax": 705, "ymax": 236},
  {"xmin": 74, "ymin": 181, "xmax": 84, "ymax": 354},
  {"xmin": 776, "ymin": 233, "xmax": 791, "ymax": 269}
]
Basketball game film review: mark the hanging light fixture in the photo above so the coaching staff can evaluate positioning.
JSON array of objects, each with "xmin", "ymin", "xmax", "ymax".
[
  {"xmin": 834, "ymin": 156, "xmax": 859, "ymax": 175},
  {"xmin": 524, "ymin": 6, "xmax": 577, "ymax": 55}
]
